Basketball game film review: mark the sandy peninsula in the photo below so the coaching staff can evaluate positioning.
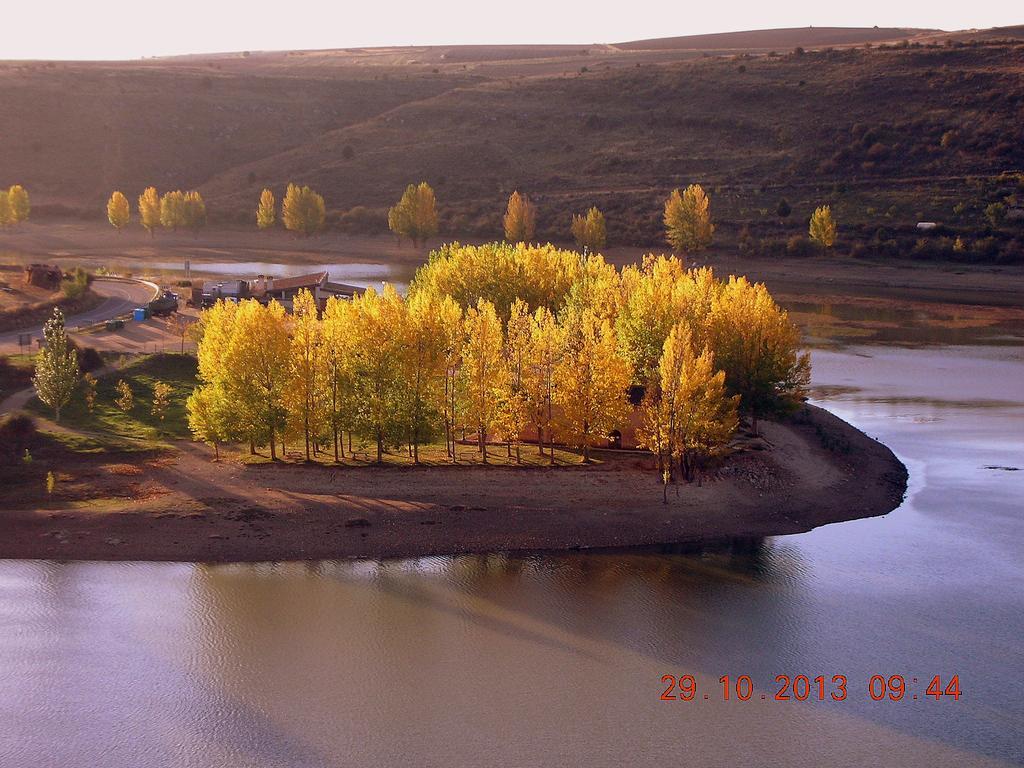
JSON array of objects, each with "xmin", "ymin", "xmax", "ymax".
[{"xmin": 0, "ymin": 404, "xmax": 907, "ymax": 562}]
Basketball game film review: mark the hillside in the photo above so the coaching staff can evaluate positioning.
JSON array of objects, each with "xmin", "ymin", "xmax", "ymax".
[{"xmin": 1, "ymin": 27, "xmax": 1023, "ymax": 261}]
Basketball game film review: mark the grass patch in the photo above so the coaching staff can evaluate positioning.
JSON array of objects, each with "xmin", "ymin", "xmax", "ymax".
[{"xmin": 28, "ymin": 353, "xmax": 197, "ymax": 443}]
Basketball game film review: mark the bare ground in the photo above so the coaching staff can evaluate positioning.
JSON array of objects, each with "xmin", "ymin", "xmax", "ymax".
[{"xmin": 0, "ymin": 404, "xmax": 907, "ymax": 562}]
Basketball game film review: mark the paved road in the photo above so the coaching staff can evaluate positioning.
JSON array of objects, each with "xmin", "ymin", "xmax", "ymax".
[{"xmin": 0, "ymin": 278, "xmax": 157, "ymax": 352}]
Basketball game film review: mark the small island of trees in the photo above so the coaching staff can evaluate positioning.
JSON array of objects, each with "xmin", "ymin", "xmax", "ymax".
[{"xmin": 185, "ymin": 242, "xmax": 809, "ymax": 486}]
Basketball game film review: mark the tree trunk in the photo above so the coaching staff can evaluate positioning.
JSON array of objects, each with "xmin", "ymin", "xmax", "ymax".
[
  {"xmin": 537, "ymin": 426, "xmax": 544, "ymax": 455},
  {"xmin": 333, "ymin": 425, "xmax": 339, "ymax": 463},
  {"xmin": 213, "ymin": 442, "xmax": 219, "ymax": 461},
  {"xmin": 479, "ymin": 427, "xmax": 487, "ymax": 464},
  {"xmin": 376, "ymin": 430, "xmax": 383, "ymax": 464},
  {"xmin": 269, "ymin": 426, "xmax": 277, "ymax": 461},
  {"xmin": 413, "ymin": 428, "xmax": 420, "ymax": 464}
]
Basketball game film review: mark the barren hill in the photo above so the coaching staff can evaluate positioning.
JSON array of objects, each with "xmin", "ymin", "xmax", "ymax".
[{"xmin": 1, "ymin": 26, "xmax": 1022, "ymax": 257}]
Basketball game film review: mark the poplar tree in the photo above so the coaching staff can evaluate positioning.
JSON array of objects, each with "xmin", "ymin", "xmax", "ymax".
[
  {"xmin": 32, "ymin": 308, "xmax": 80, "ymax": 422},
  {"xmin": 503, "ymin": 191, "xmax": 537, "ymax": 243},
  {"xmin": 160, "ymin": 190, "xmax": 186, "ymax": 230},
  {"xmin": 400, "ymin": 289, "xmax": 451, "ymax": 462},
  {"xmin": 709, "ymin": 276, "xmax": 810, "ymax": 433},
  {"xmin": 499, "ymin": 298, "xmax": 532, "ymax": 461},
  {"xmin": 151, "ymin": 381, "xmax": 172, "ymax": 423},
  {"xmin": 663, "ymin": 184, "xmax": 714, "ymax": 253},
  {"xmin": 570, "ymin": 206, "xmax": 606, "ymax": 251},
  {"xmin": 388, "ymin": 182, "xmax": 439, "ymax": 247},
  {"xmin": 256, "ymin": 188, "xmax": 276, "ymax": 230},
  {"xmin": 287, "ymin": 289, "xmax": 326, "ymax": 461},
  {"xmin": 282, "ymin": 183, "xmax": 326, "ymax": 237},
  {"xmin": 138, "ymin": 187, "xmax": 161, "ymax": 237},
  {"xmin": 182, "ymin": 191, "xmax": 207, "ymax": 234},
  {"xmin": 8, "ymin": 185, "xmax": 30, "ymax": 225},
  {"xmin": 322, "ymin": 295, "xmax": 355, "ymax": 461},
  {"xmin": 522, "ymin": 306, "xmax": 562, "ymax": 461},
  {"xmin": 186, "ymin": 385, "xmax": 229, "ymax": 460},
  {"xmin": 461, "ymin": 298, "xmax": 507, "ymax": 463},
  {"xmin": 107, "ymin": 191, "xmax": 131, "ymax": 232},
  {"xmin": 554, "ymin": 309, "xmax": 632, "ymax": 463},
  {"xmin": 809, "ymin": 205, "xmax": 837, "ymax": 251},
  {"xmin": 222, "ymin": 299, "xmax": 292, "ymax": 459},
  {"xmin": 349, "ymin": 286, "xmax": 408, "ymax": 463}
]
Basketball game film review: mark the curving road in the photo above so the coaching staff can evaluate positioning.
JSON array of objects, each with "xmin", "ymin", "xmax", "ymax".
[{"xmin": 0, "ymin": 278, "xmax": 158, "ymax": 352}]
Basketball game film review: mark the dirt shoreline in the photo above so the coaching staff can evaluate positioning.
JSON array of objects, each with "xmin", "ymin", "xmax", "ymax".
[{"xmin": 0, "ymin": 404, "xmax": 907, "ymax": 562}]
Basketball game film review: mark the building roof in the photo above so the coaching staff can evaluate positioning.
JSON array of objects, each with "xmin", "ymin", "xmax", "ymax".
[
  {"xmin": 268, "ymin": 271, "xmax": 328, "ymax": 292},
  {"xmin": 323, "ymin": 281, "xmax": 363, "ymax": 295}
]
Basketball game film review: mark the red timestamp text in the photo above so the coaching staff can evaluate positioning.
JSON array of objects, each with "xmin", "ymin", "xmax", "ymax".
[{"xmin": 660, "ymin": 674, "xmax": 961, "ymax": 702}]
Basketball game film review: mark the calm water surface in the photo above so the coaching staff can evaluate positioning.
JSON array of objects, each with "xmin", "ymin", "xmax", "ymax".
[{"xmin": 1, "ymin": 302, "xmax": 1023, "ymax": 766}]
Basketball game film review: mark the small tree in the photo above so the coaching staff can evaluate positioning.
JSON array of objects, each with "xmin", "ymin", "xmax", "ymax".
[
  {"xmin": 168, "ymin": 313, "xmax": 191, "ymax": 354},
  {"xmin": 256, "ymin": 188, "xmax": 276, "ymax": 229},
  {"xmin": 107, "ymin": 191, "xmax": 131, "ymax": 232},
  {"xmin": 663, "ymin": 184, "xmax": 714, "ymax": 254},
  {"xmin": 151, "ymin": 381, "xmax": 172, "ymax": 422},
  {"xmin": 776, "ymin": 198, "xmax": 791, "ymax": 219},
  {"xmin": 503, "ymin": 191, "xmax": 537, "ymax": 243},
  {"xmin": 8, "ymin": 185, "xmax": 31, "ymax": 225},
  {"xmin": 985, "ymin": 202, "xmax": 1007, "ymax": 229},
  {"xmin": 83, "ymin": 372, "xmax": 98, "ymax": 412},
  {"xmin": 570, "ymin": 206, "xmax": 606, "ymax": 252},
  {"xmin": 187, "ymin": 386, "xmax": 228, "ymax": 460},
  {"xmin": 182, "ymin": 191, "xmax": 206, "ymax": 235},
  {"xmin": 388, "ymin": 182, "xmax": 439, "ymax": 247},
  {"xmin": 32, "ymin": 308, "xmax": 80, "ymax": 422},
  {"xmin": 160, "ymin": 190, "xmax": 186, "ymax": 230},
  {"xmin": 809, "ymin": 205, "xmax": 837, "ymax": 252},
  {"xmin": 282, "ymin": 183, "xmax": 326, "ymax": 237},
  {"xmin": 138, "ymin": 187, "xmax": 161, "ymax": 237},
  {"xmin": 115, "ymin": 379, "xmax": 134, "ymax": 413}
]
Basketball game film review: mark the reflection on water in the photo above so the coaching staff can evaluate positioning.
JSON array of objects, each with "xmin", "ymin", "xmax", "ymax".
[{"xmin": 2, "ymin": 336, "xmax": 1023, "ymax": 763}]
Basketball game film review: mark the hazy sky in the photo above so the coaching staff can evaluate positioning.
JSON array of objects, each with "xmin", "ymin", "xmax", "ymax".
[{"xmin": 4, "ymin": 1, "xmax": 1019, "ymax": 59}]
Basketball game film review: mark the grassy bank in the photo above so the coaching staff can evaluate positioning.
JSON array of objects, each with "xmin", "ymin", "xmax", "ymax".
[{"xmin": 27, "ymin": 353, "xmax": 197, "ymax": 444}]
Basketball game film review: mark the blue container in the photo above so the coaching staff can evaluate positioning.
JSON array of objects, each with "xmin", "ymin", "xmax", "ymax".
[{"xmin": 133, "ymin": 307, "xmax": 148, "ymax": 322}]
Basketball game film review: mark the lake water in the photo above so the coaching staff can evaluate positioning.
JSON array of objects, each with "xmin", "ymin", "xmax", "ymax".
[{"xmin": 1, "ymin": 299, "xmax": 1023, "ymax": 766}]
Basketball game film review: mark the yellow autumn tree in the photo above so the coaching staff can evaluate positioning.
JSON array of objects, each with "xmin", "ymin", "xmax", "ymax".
[
  {"xmin": 503, "ymin": 191, "xmax": 537, "ymax": 243},
  {"xmin": 182, "ymin": 191, "xmax": 206, "ymax": 234},
  {"xmin": 222, "ymin": 299, "xmax": 292, "ymax": 459},
  {"xmin": 287, "ymin": 288, "xmax": 328, "ymax": 462},
  {"xmin": 256, "ymin": 188, "xmax": 276, "ymax": 230},
  {"xmin": 107, "ymin": 191, "xmax": 130, "ymax": 232},
  {"xmin": 138, "ymin": 187, "xmax": 161, "ymax": 237},
  {"xmin": 186, "ymin": 385, "xmax": 230, "ymax": 460},
  {"xmin": 437, "ymin": 298, "xmax": 465, "ymax": 463},
  {"xmin": 554, "ymin": 309, "xmax": 632, "ymax": 462},
  {"xmin": 497, "ymin": 298, "xmax": 532, "ymax": 461},
  {"xmin": 663, "ymin": 184, "xmax": 714, "ymax": 254},
  {"xmin": 400, "ymin": 289, "xmax": 452, "ymax": 462},
  {"xmin": 321, "ymin": 295, "xmax": 356, "ymax": 461},
  {"xmin": 8, "ymin": 185, "xmax": 30, "ymax": 225},
  {"xmin": 160, "ymin": 190, "xmax": 186, "ymax": 230},
  {"xmin": 709, "ymin": 276, "xmax": 810, "ymax": 433},
  {"xmin": 388, "ymin": 182, "xmax": 439, "ymax": 247},
  {"xmin": 461, "ymin": 298, "xmax": 507, "ymax": 463},
  {"xmin": 570, "ymin": 206, "xmax": 606, "ymax": 252},
  {"xmin": 521, "ymin": 305, "xmax": 563, "ymax": 461},
  {"xmin": 282, "ymin": 183, "xmax": 326, "ymax": 237},
  {"xmin": 347, "ymin": 285, "xmax": 407, "ymax": 463},
  {"xmin": 809, "ymin": 204, "xmax": 837, "ymax": 251},
  {"xmin": 638, "ymin": 325, "xmax": 738, "ymax": 483}
]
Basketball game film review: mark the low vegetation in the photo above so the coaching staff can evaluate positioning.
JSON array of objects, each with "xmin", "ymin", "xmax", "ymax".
[{"xmin": 29, "ymin": 352, "xmax": 198, "ymax": 443}]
